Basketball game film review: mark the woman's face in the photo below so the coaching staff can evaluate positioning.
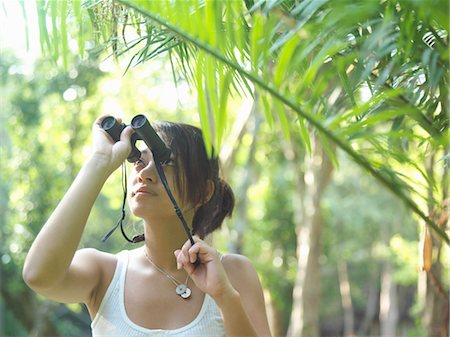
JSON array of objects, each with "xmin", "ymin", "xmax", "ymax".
[{"xmin": 128, "ymin": 145, "xmax": 185, "ymax": 219}]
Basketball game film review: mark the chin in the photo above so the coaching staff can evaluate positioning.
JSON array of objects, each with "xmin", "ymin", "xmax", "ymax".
[
  {"xmin": 129, "ymin": 202, "xmax": 171, "ymax": 220},
  {"xmin": 129, "ymin": 203, "xmax": 147, "ymax": 218}
]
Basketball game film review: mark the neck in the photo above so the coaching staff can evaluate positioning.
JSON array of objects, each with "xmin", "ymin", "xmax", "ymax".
[{"xmin": 142, "ymin": 216, "xmax": 194, "ymax": 272}]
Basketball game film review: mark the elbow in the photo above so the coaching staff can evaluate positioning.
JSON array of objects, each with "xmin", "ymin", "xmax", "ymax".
[
  {"xmin": 22, "ymin": 260, "xmax": 50, "ymax": 291},
  {"xmin": 22, "ymin": 262, "xmax": 39, "ymax": 289}
]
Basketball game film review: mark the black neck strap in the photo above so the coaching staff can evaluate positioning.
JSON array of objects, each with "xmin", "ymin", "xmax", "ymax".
[{"xmin": 153, "ymin": 156, "xmax": 196, "ymax": 246}]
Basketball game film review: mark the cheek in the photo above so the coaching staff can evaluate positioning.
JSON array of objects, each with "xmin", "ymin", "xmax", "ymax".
[
  {"xmin": 128, "ymin": 196, "xmax": 138, "ymax": 216},
  {"xmin": 128, "ymin": 171, "xmax": 139, "ymax": 187}
]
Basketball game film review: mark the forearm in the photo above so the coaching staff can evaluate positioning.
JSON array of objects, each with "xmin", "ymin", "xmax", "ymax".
[
  {"xmin": 214, "ymin": 288, "xmax": 258, "ymax": 337},
  {"xmin": 23, "ymin": 157, "xmax": 110, "ymax": 289}
]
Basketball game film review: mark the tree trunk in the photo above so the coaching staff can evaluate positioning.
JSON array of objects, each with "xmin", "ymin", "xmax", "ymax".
[
  {"xmin": 357, "ymin": 275, "xmax": 379, "ymax": 336},
  {"xmin": 287, "ymin": 134, "xmax": 333, "ymax": 337},
  {"xmin": 338, "ymin": 261, "xmax": 354, "ymax": 337},
  {"xmin": 379, "ymin": 262, "xmax": 398, "ymax": 337},
  {"xmin": 423, "ymin": 244, "xmax": 449, "ymax": 337},
  {"xmin": 421, "ymin": 155, "xmax": 449, "ymax": 337}
]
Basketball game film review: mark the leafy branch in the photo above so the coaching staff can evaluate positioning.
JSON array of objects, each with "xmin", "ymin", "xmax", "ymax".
[{"xmin": 117, "ymin": 0, "xmax": 448, "ymax": 243}]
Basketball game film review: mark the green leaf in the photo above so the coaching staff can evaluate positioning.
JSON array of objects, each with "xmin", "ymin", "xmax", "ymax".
[
  {"xmin": 250, "ymin": 13, "xmax": 264, "ymax": 72},
  {"xmin": 260, "ymin": 93, "xmax": 274, "ymax": 128},
  {"xmin": 73, "ymin": 0, "xmax": 84, "ymax": 56},
  {"xmin": 274, "ymin": 100, "xmax": 290, "ymax": 141},
  {"xmin": 18, "ymin": 0, "xmax": 29, "ymax": 51},
  {"xmin": 297, "ymin": 117, "xmax": 311, "ymax": 155},
  {"xmin": 317, "ymin": 131, "xmax": 338, "ymax": 168},
  {"xmin": 273, "ymin": 35, "xmax": 298, "ymax": 87},
  {"xmin": 36, "ymin": 0, "xmax": 51, "ymax": 55},
  {"xmin": 50, "ymin": 0, "xmax": 59, "ymax": 61},
  {"xmin": 327, "ymin": 89, "xmax": 404, "ymax": 130},
  {"xmin": 60, "ymin": 0, "xmax": 68, "ymax": 70},
  {"xmin": 205, "ymin": 0, "xmax": 217, "ymax": 47},
  {"xmin": 196, "ymin": 52, "xmax": 213, "ymax": 157},
  {"xmin": 218, "ymin": 69, "xmax": 233, "ymax": 147},
  {"xmin": 335, "ymin": 61, "xmax": 356, "ymax": 108}
]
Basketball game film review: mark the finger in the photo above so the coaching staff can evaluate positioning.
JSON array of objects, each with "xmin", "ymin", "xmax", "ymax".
[
  {"xmin": 180, "ymin": 237, "xmax": 195, "ymax": 258},
  {"xmin": 174, "ymin": 250, "xmax": 182, "ymax": 270},
  {"xmin": 188, "ymin": 243, "xmax": 202, "ymax": 263},
  {"xmin": 184, "ymin": 236, "xmax": 203, "ymax": 264},
  {"xmin": 189, "ymin": 239, "xmax": 220, "ymax": 264},
  {"xmin": 120, "ymin": 125, "xmax": 135, "ymax": 141},
  {"xmin": 175, "ymin": 248, "xmax": 192, "ymax": 270}
]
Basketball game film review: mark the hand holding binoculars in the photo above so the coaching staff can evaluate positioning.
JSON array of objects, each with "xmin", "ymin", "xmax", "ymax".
[{"xmin": 100, "ymin": 115, "xmax": 171, "ymax": 164}]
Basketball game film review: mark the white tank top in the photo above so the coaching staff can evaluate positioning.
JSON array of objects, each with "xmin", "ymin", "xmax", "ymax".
[{"xmin": 91, "ymin": 251, "xmax": 225, "ymax": 337}]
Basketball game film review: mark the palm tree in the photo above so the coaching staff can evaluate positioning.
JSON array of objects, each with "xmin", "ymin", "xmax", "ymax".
[{"xmin": 29, "ymin": 0, "xmax": 449, "ymax": 335}]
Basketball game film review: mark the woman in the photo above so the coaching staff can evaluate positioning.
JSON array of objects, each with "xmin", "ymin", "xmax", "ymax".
[{"xmin": 23, "ymin": 115, "xmax": 272, "ymax": 337}]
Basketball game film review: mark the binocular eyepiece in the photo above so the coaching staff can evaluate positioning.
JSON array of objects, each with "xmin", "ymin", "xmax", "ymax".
[{"xmin": 100, "ymin": 115, "xmax": 171, "ymax": 164}]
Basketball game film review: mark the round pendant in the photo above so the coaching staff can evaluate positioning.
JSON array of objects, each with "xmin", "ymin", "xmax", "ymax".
[
  {"xmin": 176, "ymin": 284, "xmax": 187, "ymax": 295},
  {"xmin": 180, "ymin": 287, "xmax": 191, "ymax": 299}
]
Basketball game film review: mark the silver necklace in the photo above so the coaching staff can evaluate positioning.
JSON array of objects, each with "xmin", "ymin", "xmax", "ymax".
[{"xmin": 143, "ymin": 249, "xmax": 192, "ymax": 299}]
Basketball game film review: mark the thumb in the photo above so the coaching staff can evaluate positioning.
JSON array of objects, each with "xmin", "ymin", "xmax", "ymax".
[
  {"xmin": 120, "ymin": 125, "xmax": 135, "ymax": 142},
  {"xmin": 110, "ymin": 125, "xmax": 134, "ymax": 165}
]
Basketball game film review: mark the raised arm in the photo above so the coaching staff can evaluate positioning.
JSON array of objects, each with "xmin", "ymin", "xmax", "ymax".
[{"xmin": 22, "ymin": 116, "xmax": 133, "ymax": 305}]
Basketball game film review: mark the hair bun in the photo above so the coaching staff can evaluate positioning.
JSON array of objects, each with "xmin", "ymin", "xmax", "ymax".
[{"xmin": 192, "ymin": 177, "xmax": 235, "ymax": 238}]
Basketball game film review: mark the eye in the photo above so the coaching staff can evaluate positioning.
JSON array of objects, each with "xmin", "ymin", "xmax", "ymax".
[
  {"xmin": 134, "ymin": 158, "xmax": 146, "ymax": 168},
  {"xmin": 162, "ymin": 158, "xmax": 176, "ymax": 167}
]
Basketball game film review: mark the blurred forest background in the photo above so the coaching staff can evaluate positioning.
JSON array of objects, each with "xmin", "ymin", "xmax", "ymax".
[{"xmin": 0, "ymin": 0, "xmax": 448, "ymax": 336}]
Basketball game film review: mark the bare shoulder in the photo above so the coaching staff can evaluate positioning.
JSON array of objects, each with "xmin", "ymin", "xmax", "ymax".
[
  {"xmin": 221, "ymin": 253, "xmax": 261, "ymax": 292},
  {"xmin": 75, "ymin": 247, "xmax": 117, "ymax": 266},
  {"xmin": 73, "ymin": 247, "xmax": 118, "ymax": 280},
  {"xmin": 221, "ymin": 253, "xmax": 255, "ymax": 270}
]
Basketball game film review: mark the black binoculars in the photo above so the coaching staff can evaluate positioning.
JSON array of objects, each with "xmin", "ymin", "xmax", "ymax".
[{"xmin": 100, "ymin": 115, "xmax": 171, "ymax": 164}]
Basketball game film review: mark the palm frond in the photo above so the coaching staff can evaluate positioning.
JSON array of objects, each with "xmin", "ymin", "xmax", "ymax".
[{"xmin": 31, "ymin": 0, "xmax": 449, "ymax": 242}]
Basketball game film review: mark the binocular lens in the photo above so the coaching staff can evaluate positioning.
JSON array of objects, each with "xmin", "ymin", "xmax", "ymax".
[
  {"xmin": 101, "ymin": 116, "xmax": 117, "ymax": 130},
  {"xmin": 131, "ymin": 115, "xmax": 146, "ymax": 128}
]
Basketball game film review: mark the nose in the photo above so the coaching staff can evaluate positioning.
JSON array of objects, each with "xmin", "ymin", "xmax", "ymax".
[{"xmin": 137, "ymin": 159, "xmax": 159, "ymax": 183}]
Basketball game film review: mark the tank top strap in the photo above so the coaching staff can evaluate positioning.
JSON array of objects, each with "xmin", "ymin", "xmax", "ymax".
[{"xmin": 116, "ymin": 250, "xmax": 129, "ymax": 280}]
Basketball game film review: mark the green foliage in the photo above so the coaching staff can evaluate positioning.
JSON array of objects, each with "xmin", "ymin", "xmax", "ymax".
[
  {"xmin": 30, "ymin": 0, "xmax": 449, "ymax": 242},
  {"xmin": 0, "ymin": 52, "xmax": 109, "ymax": 335}
]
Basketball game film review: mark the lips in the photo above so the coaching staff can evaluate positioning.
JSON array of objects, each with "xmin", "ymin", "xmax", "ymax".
[{"xmin": 132, "ymin": 186, "xmax": 157, "ymax": 197}]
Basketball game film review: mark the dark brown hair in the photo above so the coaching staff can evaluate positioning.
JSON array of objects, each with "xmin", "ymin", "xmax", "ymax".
[{"xmin": 154, "ymin": 121, "xmax": 234, "ymax": 238}]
